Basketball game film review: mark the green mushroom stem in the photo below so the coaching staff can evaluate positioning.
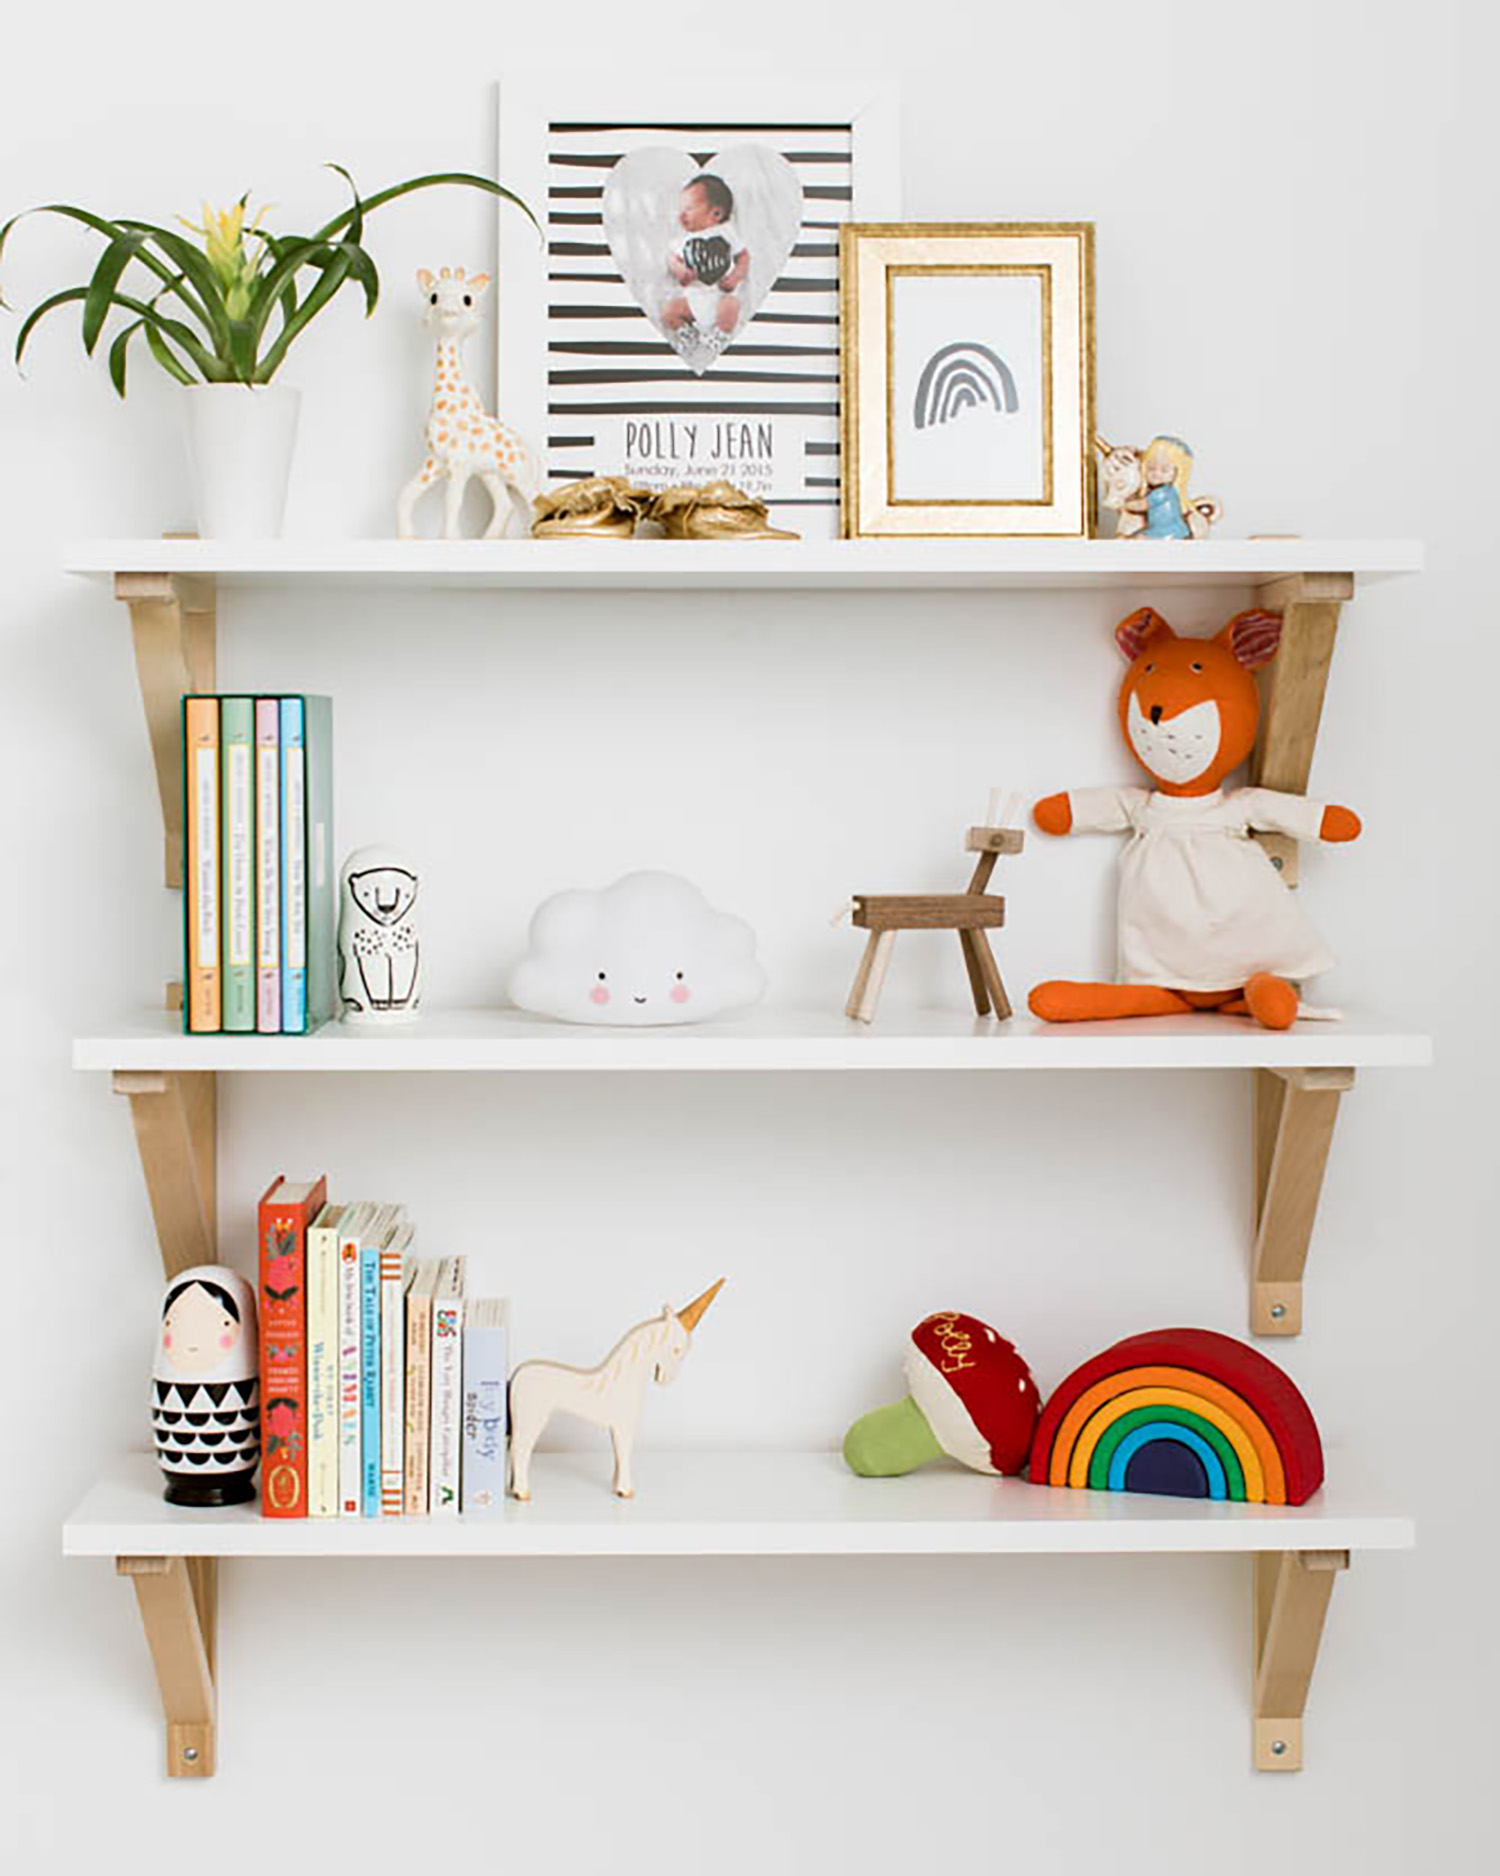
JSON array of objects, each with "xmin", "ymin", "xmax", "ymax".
[{"xmin": 843, "ymin": 1393, "xmax": 945, "ymax": 1477}]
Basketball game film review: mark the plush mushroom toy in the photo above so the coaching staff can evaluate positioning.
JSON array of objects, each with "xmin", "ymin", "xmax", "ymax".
[{"xmin": 844, "ymin": 1310, "xmax": 1039, "ymax": 1477}]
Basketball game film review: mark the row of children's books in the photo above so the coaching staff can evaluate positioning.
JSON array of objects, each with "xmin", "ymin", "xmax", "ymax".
[
  {"xmin": 183, "ymin": 694, "xmax": 335, "ymax": 1034},
  {"xmin": 258, "ymin": 1175, "xmax": 509, "ymax": 1519}
]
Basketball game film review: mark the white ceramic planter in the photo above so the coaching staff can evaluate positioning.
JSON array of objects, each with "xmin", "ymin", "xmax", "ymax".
[{"xmin": 181, "ymin": 383, "xmax": 300, "ymax": 538}]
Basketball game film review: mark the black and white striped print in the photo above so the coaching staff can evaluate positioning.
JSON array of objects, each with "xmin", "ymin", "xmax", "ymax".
[{"xmin": 544, "ymin": 122, "xmax": 850, "ymax": 529}]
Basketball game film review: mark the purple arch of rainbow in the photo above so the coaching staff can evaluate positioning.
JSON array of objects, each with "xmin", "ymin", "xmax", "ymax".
[{"xmin": 1027, "ymin": 1328, "xmax": 1325, "ymax": 1506}]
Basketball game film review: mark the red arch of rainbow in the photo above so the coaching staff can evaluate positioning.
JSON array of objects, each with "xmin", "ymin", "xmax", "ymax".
[{"xmin": 1027, "ymin": 1328, "xmax": 1324, "ymax": 1506}]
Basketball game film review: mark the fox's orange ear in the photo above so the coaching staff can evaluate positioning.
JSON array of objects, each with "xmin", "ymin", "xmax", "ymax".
[
  {"xmin": 1219, "ymin": 608, "xmax": 1283, "ymax": 670},
  {"xmin": 1115, "ymin": 607, "xmax": 1173, "ymax": 661}
]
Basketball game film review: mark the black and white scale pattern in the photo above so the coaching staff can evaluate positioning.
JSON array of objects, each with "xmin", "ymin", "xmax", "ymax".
[
  {"xmin": 543, "ymin": 120, "xmax": 851, "ymax": 523},
  {"xmin": 151, "ymin": 1376, "xmax": 259, "ymax": 1478}
]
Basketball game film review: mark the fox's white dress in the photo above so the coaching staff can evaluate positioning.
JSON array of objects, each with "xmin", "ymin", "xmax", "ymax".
[{"xmin": 1068, "ymin": 786, "xmax": 1336, "ymax": 991}]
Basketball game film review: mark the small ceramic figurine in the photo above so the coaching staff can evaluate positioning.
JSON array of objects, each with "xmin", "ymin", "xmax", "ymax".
[
  {"xmin": 338, "ymin": 846, "xmax": 421, "ymax": 1024},
  {"xmin": 1096, "ymin": 433, "xmax": 1223, "ymax": 540},
  {"xmin": 396, "ymin": 266, "xmax": 539, "ymax": 540},
  {"xmin": 509, "ymin": 870, "xmax": 766, "ymax": 1027},
  {"xmin": 152, "ymin": 1265, "xmax": 260, "ymax": 1506},
  {"xmin": 532, "ymin": 475, "xmax": 653, "ymax": 539},
  {"xmin": 509, "ymin": 1280, "xmax": 724, "ymax": 1499}
]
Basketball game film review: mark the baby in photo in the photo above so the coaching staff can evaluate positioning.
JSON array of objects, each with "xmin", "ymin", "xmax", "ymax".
[{"xmin": 663, "ymin": 173, "xmax": 748, "ymax": 347}]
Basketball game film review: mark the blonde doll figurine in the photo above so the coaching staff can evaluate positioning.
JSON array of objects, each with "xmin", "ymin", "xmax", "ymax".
[{"xmin": 1097, "ymin": 434, "xmax": 1223, "ymax": 540}]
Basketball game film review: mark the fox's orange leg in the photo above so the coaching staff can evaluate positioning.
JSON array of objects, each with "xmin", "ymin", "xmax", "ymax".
[
  {"xmin": 1244, "ymin": 972, "xmax": 1300, "ymax": 1031},
  {"xmin": 1029, "ymin": 981, "xmax": 1199, "ymax": 1023}
]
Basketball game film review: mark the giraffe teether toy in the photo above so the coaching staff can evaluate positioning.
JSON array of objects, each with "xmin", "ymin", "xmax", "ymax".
[{"xmin": 396, "ymin": 266, "xmax": 538, "ymax": 540}]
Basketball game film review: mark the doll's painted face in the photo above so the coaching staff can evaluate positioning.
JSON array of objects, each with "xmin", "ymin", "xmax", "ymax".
[
  {"xmin": 1143, "ymin": 446, "xmax": 1178, "ymax": 488},
  {"xmin": 162, "ymin": 1283, "xmax": 240, "ymax": 1373}
]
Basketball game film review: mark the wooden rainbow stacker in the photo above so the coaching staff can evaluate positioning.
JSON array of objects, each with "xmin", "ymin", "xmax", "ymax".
[{"xmin": 845, "ymin": 824, "xmax": 1023, "ymax": 1024}]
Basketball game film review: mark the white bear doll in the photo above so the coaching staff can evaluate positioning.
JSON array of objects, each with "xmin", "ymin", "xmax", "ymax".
[{"xmin": 338, "ymin": 846, "xmax": 421, "ymax": 1025}]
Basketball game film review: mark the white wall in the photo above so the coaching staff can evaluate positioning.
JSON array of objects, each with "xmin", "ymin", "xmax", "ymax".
[{"xmin": 3, "ymin": 3, "xmax": 1494, "ymax": 1868}]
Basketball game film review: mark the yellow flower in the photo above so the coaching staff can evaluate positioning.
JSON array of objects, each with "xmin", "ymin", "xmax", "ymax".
[{"xmin": 178, "ymin": 195, "xmax": 270, "ymax": 320}]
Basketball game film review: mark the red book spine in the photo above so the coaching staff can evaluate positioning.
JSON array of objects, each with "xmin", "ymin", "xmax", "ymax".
[{"xmin": 258, "ymin": 1173, "xmax": 328, "ymax": 1517}]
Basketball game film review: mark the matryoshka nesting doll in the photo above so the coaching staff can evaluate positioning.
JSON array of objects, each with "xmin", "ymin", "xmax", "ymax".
[
  {"xmin": 338, "ymin": 844, "xmax": 422, "ymax": 1025},
  {"xmin": 152, "ymin": 1266, "xmax": 259, "ymax": 1506}
]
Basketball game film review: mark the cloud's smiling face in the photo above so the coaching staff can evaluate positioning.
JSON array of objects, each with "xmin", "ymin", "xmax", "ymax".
[{"xmin": 509, "ymin": 871, "xmax": 767, "ymax": 1027}]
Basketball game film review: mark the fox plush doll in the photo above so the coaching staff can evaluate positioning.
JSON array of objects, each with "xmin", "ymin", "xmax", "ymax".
[{"xmin": 1029, "ymin": 606, "xmax": 1361, "ymax": 1031}]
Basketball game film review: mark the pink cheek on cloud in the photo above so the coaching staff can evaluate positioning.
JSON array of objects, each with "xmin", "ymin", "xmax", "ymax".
[
  {"xmin": 670, "ymin": 983, "xmax": 692, "ymax": 1005},
  {"xmin": 590, "ymin": 985, "xmax": 611, "ymax": 1006},
  {"xmin": 219, "ymin": 1332, "xmax": 235, "ymax": 1350},
  {"xmin": 163, "ymin": 1333, "xmax": 172, "ymax": 1349}
]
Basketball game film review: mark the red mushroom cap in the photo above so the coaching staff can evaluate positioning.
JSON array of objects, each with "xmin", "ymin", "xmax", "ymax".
[{"xmin": 904, "ymin": 1311, "xmax": 1039, "ymax": 1475}]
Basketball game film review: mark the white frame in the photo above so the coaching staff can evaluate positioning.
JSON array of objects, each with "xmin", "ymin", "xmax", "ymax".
[
  {"xmin": 496, "ymin": 75, "xmax": 900, "ymax": 515},
  {"xmin": 842, "ymin": 223, "xmax": 1096, "ymax": 539}
]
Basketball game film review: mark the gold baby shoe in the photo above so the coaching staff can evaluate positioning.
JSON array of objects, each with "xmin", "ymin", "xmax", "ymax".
[
  {"xmin": 532, "ymin": 475, "xmax": 653, "ymax": 539},
  {"xmin": 647, "ymin": 480, "xmax": 799, "ymax": 541}
]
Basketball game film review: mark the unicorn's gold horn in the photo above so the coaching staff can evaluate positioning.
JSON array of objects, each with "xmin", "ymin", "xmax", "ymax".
[
  {"xmin": 1095, "ymin": 433, "xmax": 1116, "ymax": 456},
  {"xmin": 677, "ymin": 1278, "xmax": 725, "ymax": 1333}
]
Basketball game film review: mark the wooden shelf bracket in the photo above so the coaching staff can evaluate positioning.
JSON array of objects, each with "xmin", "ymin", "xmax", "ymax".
[
  {"xmin": 1253, "ymin": 1548, "xmax": 1348, "ymax": 1771},
  {"xmin": 117, "ymin": 1556, "xmax": 218, "ymax": 1777},
  {"xmin": 1250, "ymin": 571, "xmax": 1353, "ymax": 886},
  {"xmin": 113, "ymin": 1070, "xmax": 217, "ymax": 1279},
  {"xmin": 1251, "ymin": 1065, "xmax": 1353, "ymax": 1335},
  {"xmin": 115, "ymin": 570, "xmax": 216, "ymax": 889}
]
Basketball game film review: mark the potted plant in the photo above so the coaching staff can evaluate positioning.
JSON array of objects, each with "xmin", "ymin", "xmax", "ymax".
[{"xmin": 1, "ymin": 166, "xmax": 535, "ymax": 538}]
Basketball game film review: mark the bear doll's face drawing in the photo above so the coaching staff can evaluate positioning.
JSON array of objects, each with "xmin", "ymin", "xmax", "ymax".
[{"xmin": 349, "ymin": 867, "xmax": 418, "ymax": 927}]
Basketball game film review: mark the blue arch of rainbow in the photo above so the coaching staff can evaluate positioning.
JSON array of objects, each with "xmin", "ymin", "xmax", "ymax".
[
  {"xmin": 913, "ymin": 342, "xmax": 1019, "ymax": 430},
  {"xmin": 1026, "ymin": 1329, "xmax": 1326, "ymax": 1506}
]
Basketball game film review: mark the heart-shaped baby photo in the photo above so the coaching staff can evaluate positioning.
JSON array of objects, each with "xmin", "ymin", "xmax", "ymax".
[{"xmin": 602, "ymin": 144, "xmax": 804, "ymax": 377}]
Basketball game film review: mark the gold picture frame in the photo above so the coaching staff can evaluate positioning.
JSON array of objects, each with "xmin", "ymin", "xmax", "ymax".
[{"xmin": 840, "ymin": 223, "xmax": 1096, "ymax": 538}]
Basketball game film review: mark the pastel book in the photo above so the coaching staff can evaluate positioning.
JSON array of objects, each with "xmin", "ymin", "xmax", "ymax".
[
  {"xmin": 403, "ymin": 1259, "xmax": 442, "ymax": 1515},
  {"xmin": 277, "ymin": 694, "xmax": 336, "ymax": 1034},
  {"xmin": 279, "ymin": 698, "xmax": 307, "ymax": 1033},
  {"xmin": 183, "ymin": 697, "xmax": 221, "ymax": 1033},
  {"xmin": 336, "ymin": 1201, "xmax": 378, "ymax": 1518},
  {"xmin": 461, "ymin": 1298, "xmax": 510, "ymax": 1516},
  {"xmin": 429, "ymin": 1257, "xmax": 467, "ymax": 1517},
  {"xmin": 255, "ymin": 699, "xmax": 281, "ymax": 1033},
  {"xmin": 305, "ymin": 1201, "xmax": 345, "ymax": 1518},
  {"xmin": 219, "ymin": 696, "xmax": 256, "ymax": 1032},
  {"xmin": 380, "ymin": 1224, "xmax": 416, "ymax": 1517},
  {"xmin": 359, "ymin": 1203, "xmax": 406, "ymax": 1517},
  {"xmin": 257, "ymin": 1173, "xmax": 329, "ymax": 1518}
]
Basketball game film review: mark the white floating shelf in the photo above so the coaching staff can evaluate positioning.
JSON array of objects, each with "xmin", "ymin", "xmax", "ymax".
[
  {"xmin": 63, "ymin": 537, "xmax": 1425, "ymax": 593},
  {"xmin": 65, "ymin": 1451, "xmax": 1414, "ymax": 1560},
  {"xmin": 74, "ymin": 1007, "xmax": 1433, "ymax": 1074}
]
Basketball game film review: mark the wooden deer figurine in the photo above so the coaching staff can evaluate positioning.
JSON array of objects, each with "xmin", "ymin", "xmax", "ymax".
[
  {"xmin": 396, "ymin": 266, "xmax": 539, "ymax": 540},
  {"xmin": 509, "ymin": 1280, "xmax": 725, "ymax": 1501}
]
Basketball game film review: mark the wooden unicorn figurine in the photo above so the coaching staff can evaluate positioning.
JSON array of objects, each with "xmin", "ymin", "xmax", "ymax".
[
  {"xmin": 509, "ymin": 1280, "xmax": 725, "ymax": 1501},
  {"xmin": 396, "ymin": 265, "xmax": 539, "ymax": 540}
]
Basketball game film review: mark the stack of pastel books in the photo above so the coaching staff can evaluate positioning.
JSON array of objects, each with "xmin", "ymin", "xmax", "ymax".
[
  {"xmin": 258, "ymin": 1176, "xmax": 509, "ymax": 1519},
  {"xmin": 182, "ymin": 694, "xmax": 335, "ymax": 1034}
]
